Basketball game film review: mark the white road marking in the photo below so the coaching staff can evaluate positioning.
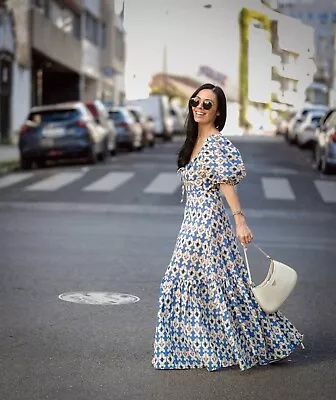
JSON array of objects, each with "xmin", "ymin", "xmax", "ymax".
[
  {"xmin": 314, "ymin": 180, "xmax": 336, "ymax": 203},
  {"xmin": 25, "ymin": 172, "xmax": 84, "ymax": 191},
  {"xmin": 144, "ymin": 172, "xmax": 181, "ymax": 194},
  {"xmin": 0, "ymin": 172, "xmax": 34, "ymax": 189},
  {"xmin": 83, "ymin": 172, "xmax": 134, "ymax": 192},
  {"xmin": 261, "ymin": 177, "xmax": 295, "ymax": 200}
]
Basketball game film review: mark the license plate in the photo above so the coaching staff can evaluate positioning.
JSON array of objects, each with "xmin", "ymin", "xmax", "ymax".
[
  {"xmin": 40, "ymin": 138, "xmax": 54, "ymax": 147},
  {"xmin": 43, "ymin": 127, "xmax": 65, "ymax": 137}
]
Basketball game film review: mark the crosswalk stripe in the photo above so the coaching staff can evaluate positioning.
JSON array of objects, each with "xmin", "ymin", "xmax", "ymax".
[
  {"xmin": 314, "ymin": 180, "xmax": 336, "ymax": 203},
  {"xmin": 261, "ymin": 177, "xmax": 295, "ymax": 200},
  {"xmin": 0, "ymin": 172, "xmax": 34, "ymax": 189},
  {"xmin": 25, "ymin": 172, "xmax": 84, "ymax": 191},
  {"xmin": 144, "ymin": 172, "xmax": 181, "ymax": 194},
  {"xmin": 83, "ymin": 172, "xmax": 134, "ymax": 192}
]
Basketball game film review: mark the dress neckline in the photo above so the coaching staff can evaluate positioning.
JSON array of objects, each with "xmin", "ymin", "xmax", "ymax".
[{"xmin": 188, "ymin": 133, "xmax": 220, "ymax": 166}]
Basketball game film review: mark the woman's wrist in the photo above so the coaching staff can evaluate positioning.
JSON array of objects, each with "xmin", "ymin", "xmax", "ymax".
[{"xmin": 233, "ymin": 212, "xmax": 246, "ymax": 225}]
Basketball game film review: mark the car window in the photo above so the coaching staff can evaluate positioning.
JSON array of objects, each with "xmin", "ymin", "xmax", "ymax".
[
  {"xmin": 109, "ymin": 111, "xmax": 125, "ymax": 122},
  {"xmin": 125, "ymin": 110, "xmax": 136, "ymax": 123},
  {"xmin": 311, "ymin": 116, "xmax": 322, "ymax": 126},
  {"xmin": 320, "ymin": 110, "xmax": 333, "ymax": 125},
  {"xmin": 28, "ymin": 109, "xmax": 79, "ymax": 123},
  {"xmin": 129, "ymin": 110, "xmax": 140, "ymax": 122},
  {"xmin": 327, "ymin": 112, "xmax": 336, "ymax": 128}
]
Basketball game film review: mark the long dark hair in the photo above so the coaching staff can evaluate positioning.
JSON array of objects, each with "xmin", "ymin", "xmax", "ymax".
[{"xmin": 177, "ymin": 83, "xmax": 227, "ymax": 169}]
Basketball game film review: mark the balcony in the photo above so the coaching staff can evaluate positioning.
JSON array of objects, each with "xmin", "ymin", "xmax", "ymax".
[{"xmin": 30, "ymin": 8, "xmax": 82, "ymax": 73}]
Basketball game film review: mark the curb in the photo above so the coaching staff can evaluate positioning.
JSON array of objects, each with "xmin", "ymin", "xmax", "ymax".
[{"xmin": 0, "ymin": 159, "xmax": 20, "ymax": 176}]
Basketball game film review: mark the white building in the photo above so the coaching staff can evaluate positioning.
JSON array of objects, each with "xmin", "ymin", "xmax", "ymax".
[
  {"xmin": 275, "ymin": 0, "xmax": 336, "ymax": 105},
  {"xmin": 123, "ymin": 0, "xmax": 315, "ymax": 132}
]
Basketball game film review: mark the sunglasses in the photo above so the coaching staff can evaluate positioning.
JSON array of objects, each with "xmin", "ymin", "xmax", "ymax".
[{"xmin": 189, "ymin": 96, "xmax": 214, "ymax": 111}]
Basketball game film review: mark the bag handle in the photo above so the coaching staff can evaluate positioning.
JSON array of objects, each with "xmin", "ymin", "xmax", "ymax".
[{"xmin": 242, "ymin": 243, "xmax": 272, "ymax": 286}]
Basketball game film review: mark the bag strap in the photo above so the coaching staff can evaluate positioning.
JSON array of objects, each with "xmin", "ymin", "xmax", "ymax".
[{"xmin": 242, "ymin": 243, "xmax": 272, "ymax": 286}]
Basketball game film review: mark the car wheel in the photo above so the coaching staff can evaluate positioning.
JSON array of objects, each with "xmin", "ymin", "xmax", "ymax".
[
  {"xmin": 320, "ymin": 151, "xmax": 331, "ymax": 174},
  {"xmin": 128, "ymin": 142, "xmax": 135, "ymax": 152},
  {"xmin": 36, "ymin": 159, "xmax": 46, "ymax": 169},
  {"xmin": 20, "ymin": 157, "xmax": 33, "ymax": 170},
  {"xmin": 98, "ymin": 140, "xmax": 109, "ymax": 162},
  {"xmin": 88, "ymin": 144, "xmax": 98, "ymax": 164},
  {"xmin": 313, "ymin": 145, "xmax": 321, "ymax": 170}
]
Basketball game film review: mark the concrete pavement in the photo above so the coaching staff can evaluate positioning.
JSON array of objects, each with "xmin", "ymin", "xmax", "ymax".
[
  {"xmin": 0, "ymin": 144, "xmax": 19, "ymax": 163},
  {"xmin": 0, "ymin": 135, "xmax": 335, "ymax": 400}
]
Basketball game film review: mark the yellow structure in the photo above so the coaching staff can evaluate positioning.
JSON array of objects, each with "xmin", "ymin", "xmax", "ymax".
[{"xmin": 239, "ymin": 7, "xmax": 271, "ymax": 128}]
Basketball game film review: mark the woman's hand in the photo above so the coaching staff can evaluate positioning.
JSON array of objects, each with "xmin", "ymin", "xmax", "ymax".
[{"xmin": 235, "ymin": 220, "xmax": 253, "ymax": 249}]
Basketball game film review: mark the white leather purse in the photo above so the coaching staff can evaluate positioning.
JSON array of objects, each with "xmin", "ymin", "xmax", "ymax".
[{"xmin": 243, "ymin": 244, "xmax": 298, "ymax": 314}]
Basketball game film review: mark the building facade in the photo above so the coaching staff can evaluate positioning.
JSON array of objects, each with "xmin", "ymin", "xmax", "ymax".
[
  {"xmin": 0, "ymin": 0, "xmax": 126, "ymax": 143},
  {"xmin": 274, "ymin": 0, "xmax": 336, "ymax": 105}
]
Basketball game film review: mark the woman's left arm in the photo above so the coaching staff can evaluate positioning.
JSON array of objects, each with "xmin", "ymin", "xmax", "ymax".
[{"xmin": 220, "ymin": 183, "xmax": 253, "ymax": 249}]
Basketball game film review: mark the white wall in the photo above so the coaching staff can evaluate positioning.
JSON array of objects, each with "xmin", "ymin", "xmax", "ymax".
[
  {"xmin": 11, "ymin": 63, "xmax": 31, "ymax": 142},
  {"xmin": 82, "ymin": 40, "xmax": 100, "ymax": 79}
]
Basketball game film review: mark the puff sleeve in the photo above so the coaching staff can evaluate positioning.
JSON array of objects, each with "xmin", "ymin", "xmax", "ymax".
[{"xmin": 208, "ymin": 135, "xmax": 246, "ymax": 186}]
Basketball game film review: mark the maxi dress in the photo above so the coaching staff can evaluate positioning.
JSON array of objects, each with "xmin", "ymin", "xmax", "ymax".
[{"xmin": 152, "ymin": 134, "xmax": 304, "ymax": 372}]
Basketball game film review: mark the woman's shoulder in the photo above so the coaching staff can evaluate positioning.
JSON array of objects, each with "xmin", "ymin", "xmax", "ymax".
[{"xmin": 209, "ymin": 134, "xmax": 238, "ymax": 152}]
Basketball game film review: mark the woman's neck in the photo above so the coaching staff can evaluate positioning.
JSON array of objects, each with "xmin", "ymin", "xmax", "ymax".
[{"xmin": 197, "ymin": 124, "xmax": 217, "ymax": 141}]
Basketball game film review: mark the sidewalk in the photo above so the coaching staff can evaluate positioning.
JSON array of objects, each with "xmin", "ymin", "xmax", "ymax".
[{"xmin": 0, "ymin": 145, "xmax": 19, "ymax": 163}]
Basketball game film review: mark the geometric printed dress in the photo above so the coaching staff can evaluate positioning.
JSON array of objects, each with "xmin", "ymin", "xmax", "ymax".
[{"xmin": 152, "ymin": 134, "xmax": 304, "ymax": 371}]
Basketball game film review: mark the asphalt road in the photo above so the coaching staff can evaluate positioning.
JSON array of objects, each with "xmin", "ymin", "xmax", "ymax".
[{"xmin": 0, "ymin": 135, "xmax": 335, "ymax": 400}]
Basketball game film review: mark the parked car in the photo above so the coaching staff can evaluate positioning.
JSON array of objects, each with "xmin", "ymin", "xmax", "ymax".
[
  {"xmin": 127, "ymin": 106, "xmax": 156, "ymax": 147},
  {"xmin": 286, "ymin": 105, "xmax": 329, "ymax": 144},
  {"xmin": 85, "ymin": 100, "xmax": 117, "ymax": 155},
  {"xmin": 169, "ymin": 105, "xmax": 185, "ymax": 135},
  {"xmin": 275, "ymin": 111, "xmax": 296, "ymax": 136},
  {"xmin": 108, "ymin": 107, "xmax": 143, "ymax": 151},
  {"xmin": 313, "ymin": 108, "xmax": 336, "ymax": 174},
  {"xmin": 127, "ymin": 95, "xmax": 174, "ymax": 141},
  {"xmin": 296, "ymin": 111, "xmax": 327, "ymax": 148},
  {"xmin": 18, "ymin": 102, "xmax": 108, "ymax": 169}
]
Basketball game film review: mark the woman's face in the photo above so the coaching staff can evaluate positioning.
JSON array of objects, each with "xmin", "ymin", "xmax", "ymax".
[{"xmin": 191, "ymin": 89, "xmax": 218, "ymax": 126}]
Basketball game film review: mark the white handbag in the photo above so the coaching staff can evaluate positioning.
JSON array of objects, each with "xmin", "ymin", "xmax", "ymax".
[{"xmin": 242, "ymin": 244, "xmax": 298, "ymax": 314}]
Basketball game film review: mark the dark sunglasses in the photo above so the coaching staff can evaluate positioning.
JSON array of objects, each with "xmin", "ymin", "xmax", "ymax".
[{"xmin": 189, "ymin": 96, "xmax": 214, "ymax": 111}]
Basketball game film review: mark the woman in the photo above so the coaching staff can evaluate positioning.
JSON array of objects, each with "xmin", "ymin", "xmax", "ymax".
[{"xmin": 152, "ymin": 83, "xmax": 304, "ymax": 371}]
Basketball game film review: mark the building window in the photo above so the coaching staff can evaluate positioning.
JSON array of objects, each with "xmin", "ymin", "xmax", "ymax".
[
  {"xmin": 101, "ymin": 22, "xmax": 107, "ymax": 49},
  {"xmin": 34, "ymin": 0, "xmax": 49, "ymax": 16},
  {"xmin": 319, "ymin": 12, "xmax": 328, "ymax": 24},
  {"xmin": 48, "ymin": 0, "xmax": 80, "ymax": 38},
  {"xmin": 116, "ymin": 28, "xmax": 124, "ymax": 62},
  {"xmin": 50, "ymin": 1, "xmax": 63, "ymax": 30},
  {"xmin": 85, "ymin": 12, "xmax": 99, "ymax": 46}
]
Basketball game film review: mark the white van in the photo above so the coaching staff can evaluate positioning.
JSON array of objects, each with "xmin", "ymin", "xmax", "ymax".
[{"xmin": 127, "ymin": 95, "xmax": 174, "ymax": 141}]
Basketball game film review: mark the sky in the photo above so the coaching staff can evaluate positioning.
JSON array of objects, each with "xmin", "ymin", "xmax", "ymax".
[{"xmin": 116, "ymin": 0, "xmax": 256, "ymax": 99}]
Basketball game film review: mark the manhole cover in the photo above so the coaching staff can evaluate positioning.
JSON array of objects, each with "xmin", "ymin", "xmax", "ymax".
[{"xmin": 58, "ymin": 292, "xmax": 140, "ymax": 305}]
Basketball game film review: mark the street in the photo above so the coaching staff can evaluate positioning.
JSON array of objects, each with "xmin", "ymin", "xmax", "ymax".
[{"xmin": 0, "ymin": 135, "xmax": 335, "ymax": 400}]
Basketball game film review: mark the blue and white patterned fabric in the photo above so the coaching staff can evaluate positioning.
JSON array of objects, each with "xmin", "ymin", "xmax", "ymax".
[{"xmin": 152, "ymin": 134, "xmax": 304, "ymax": 371}]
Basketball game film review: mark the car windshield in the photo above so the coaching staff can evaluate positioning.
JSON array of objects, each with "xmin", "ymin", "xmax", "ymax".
[
  {"xmin": 28, "ymin": 109, "xmax": 79, "ymax": 124},
  {"xmin": 109, "ymin": 111, "xmax": 126, "ymax": 122},
  {"xmin": 311, "ymin": 116, "xmax": 322, "ymax": 126}
]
